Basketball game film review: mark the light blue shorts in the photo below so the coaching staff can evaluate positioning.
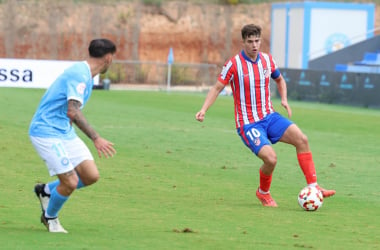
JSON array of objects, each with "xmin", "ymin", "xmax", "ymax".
[
  {"xmin": 237, "ymin": 112, "xmax": 293, "ymax": 155},
  {"xmin": 30, "ymin": 136, "xmax": 93, "ymax": 176}
]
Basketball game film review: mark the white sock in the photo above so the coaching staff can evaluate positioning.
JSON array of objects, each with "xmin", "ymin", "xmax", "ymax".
[
  {"xmin": 44, "ymin": 210, "xmax": 55, "ymax": 219},
  {"xmin": 44, "ymin": 184, "xmax": 51, "ymax": 195},
  {"xmin": 258, "ymin": 188, "xmax": 270, "ymax": 194},
  {"xmin": 308, "ymin": 183, "xmax": 318, "ymax": 187}
]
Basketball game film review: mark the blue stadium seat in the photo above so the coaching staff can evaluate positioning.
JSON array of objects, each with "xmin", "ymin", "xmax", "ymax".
[
  {"xmin": 336, "ymin": 51, "xmax": 380, "ymax": 73},
  {"xmin": 354, "ymin": 52, "xmax": 380, "ymax": 66},
  {"xmin": 335, "ymin": 64, "xmax": 348, "ymax": 72}
]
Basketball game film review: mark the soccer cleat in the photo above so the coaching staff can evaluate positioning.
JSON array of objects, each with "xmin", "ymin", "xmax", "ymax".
[
  {"xmin": 256, "ymin": 189, "xmax": 278, "ymax": 207},
  {"xmin": 34, "ymin": 183, "xmax": 50, "ymax": 212},
  {"xmin": 316, "ymin": 185, "xmax": 336, "ymax": 198},
  {"xmin": 40, "ymin": 213, "xmax": 68, "ymax": 233}
]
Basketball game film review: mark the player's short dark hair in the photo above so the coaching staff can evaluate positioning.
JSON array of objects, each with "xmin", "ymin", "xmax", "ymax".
[
  {"xmin": 88, "ymin": 39, "xmax": 116, "ymax": 58},
  {"xmin": 241, "ymin": 24, "xmax": 262, "ymax": 40}
]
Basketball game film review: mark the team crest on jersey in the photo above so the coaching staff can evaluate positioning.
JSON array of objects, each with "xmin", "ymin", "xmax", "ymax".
[
  {"xmin": 76, "ymin": 83, "xmax": 86, "ymax": 95},
  {"xmin": 263, "ymin": 69, "xmax": 270, "ymax": 78},
  {"xmin": 254, "ymin": 138, "xmax": 261, "ymax": 146}
]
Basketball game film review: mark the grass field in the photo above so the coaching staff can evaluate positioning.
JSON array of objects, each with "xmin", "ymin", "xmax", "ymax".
[{"xmin": 0, "ymin": 87, "xmax": 379, "ymax": 250}]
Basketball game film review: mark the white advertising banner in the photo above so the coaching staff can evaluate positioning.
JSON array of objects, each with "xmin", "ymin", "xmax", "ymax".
[{"xmin": 0, "ymin": 58, "xmax": 99, "ymax": 89}]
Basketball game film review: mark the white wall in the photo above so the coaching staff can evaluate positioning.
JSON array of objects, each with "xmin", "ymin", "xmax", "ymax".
[
  {"xmin": 271, "ymin": 8, "xmax": 287, "ymax": 67},
  {"xmin": 0, "ymin": 59, "xmax": 99, "ymax": 88}
]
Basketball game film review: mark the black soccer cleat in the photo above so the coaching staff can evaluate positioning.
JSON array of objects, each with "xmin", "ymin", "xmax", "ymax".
[{"xmin": 34, "ymin": 183, "xmax": 50, "ymax": 212}]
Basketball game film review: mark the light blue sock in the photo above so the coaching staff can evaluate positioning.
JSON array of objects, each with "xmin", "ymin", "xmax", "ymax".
[
  {"xmin": 76, "ymin": 177, "xmax": 85, "ymax": 189},
  {"xmin": 47, "ymin": 180, "xmax": 60, "ymax": 194},
  {"xmin": 46, "ymin": 188, "xmax": 68, "ymax": 218},
  {"xmin": 46, "ymin": 176, "xmax": 85, "ymax": 194}
]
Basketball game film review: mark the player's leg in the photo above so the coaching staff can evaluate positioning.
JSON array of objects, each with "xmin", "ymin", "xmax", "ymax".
[
  {"xmin": 45, "ymin": 170, "xmax": 77, "ymax": 217},
  {"xmin": 35, "ymin": 173, "xmax": 86, "ymax": 215},
  {"xmin": 34, "ymin": 137, "xmax": 91, "ymax": 199},
  {"xmin": 39, "ymin": 168, "xmax": 87, "ymax": 196},
  {"xmin": 257, "ymin": 145, "xmax": 277, "ymax": 192},
  {"xmin": 74, "ymin": 159, "xmax": 100, "ymax": 186},
  {"xmin": 279, "ymin": 123, "xmax": 310, "ymax": 152},
  {"xmin": 43, "ymin": 138, "xmax": 98, "ymax": 218},
  {"xmin": 39, "ymin": 170, "xmax": 78, "ymax": 234},
  {"xmin": 255, "ymin": 145, "xmax": 278, "ymax": 207},
  {"xmin": 279, "ymin": 124, "xmax": 316, "ymax": 182},
  {"xmin": 267, "ymin": 114, "xmax": 317, "ymax": 184},
  {"xmin": 63, "ymin": 137, "xmax": 98, "ymax": 187},
  {"xmin": 44, "ymin": 140, "xmax": 99, "ymax": 222},
  {"xmin": 43, "ymin": 137, "xmax": 98, "ymax": 212},
  {"xmin": 279, "ymin": 124, "xmax": 335, "ymax": 198},
  {"xmin": 238, "ymin": 124, "xmax": 277, "ymax": 207},
  {"xmin": 30, "ymin": 136, "xmax": 77, "ymax": 233}
]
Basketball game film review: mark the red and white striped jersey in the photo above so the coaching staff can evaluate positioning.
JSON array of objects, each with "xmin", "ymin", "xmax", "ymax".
[{"xmin": 218, "ymin": 51, "xmax": 280, "ymax": 128}]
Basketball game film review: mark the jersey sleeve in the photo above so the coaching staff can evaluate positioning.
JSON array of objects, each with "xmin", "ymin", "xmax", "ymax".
[
  {"xmin": 218, "ymin": 59, "xmax": 234, "ymax": 85},
  {"xmin": 67, "ymin": 75, "xmax": 87, "ymax": 107},
  {"xmin": 269, "ymin": 54, "xmax": 281, "ymax": 79}
]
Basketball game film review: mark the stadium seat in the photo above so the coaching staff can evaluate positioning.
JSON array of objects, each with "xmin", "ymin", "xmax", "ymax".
[{"xmin": 336, "ymin": 51, "xmax": 380, "ymax": 73}]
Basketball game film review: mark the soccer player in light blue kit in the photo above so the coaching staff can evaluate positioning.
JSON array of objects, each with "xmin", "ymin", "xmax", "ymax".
[{"xmin": 29, "ymin": 39, "xmax": 117, "ymax": 233}]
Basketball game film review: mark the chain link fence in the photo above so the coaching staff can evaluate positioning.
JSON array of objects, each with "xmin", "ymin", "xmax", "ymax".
[{"xmin": 103, "ymin": 60, "xmax": 219, "ymax": 90}]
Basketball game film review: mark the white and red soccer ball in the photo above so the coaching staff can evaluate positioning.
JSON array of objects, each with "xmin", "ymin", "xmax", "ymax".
[{"xmin": 298, "ymin": 186, "xmax": 323, "ymax": 211}]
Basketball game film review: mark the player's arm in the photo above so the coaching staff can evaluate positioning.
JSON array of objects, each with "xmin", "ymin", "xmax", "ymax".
[
  {"xmin": 273, "ymin": 73, "xmax": 292, "ymax": 118},
  {"xmin": 67, "ymin": 99, "xmax": 99, "ymax": 140},
  {"xmin": 67, "ymin": 99, "xmax": 116, "ymax": 158},
  {"xmin": 195, "ymin": 81, "xmax": 225, "ymax": 122}
]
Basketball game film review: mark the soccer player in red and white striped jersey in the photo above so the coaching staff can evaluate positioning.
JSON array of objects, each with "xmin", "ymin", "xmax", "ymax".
[{"xmin": 195, "ymin": 24, "xmax": 335, "ymax": 207}]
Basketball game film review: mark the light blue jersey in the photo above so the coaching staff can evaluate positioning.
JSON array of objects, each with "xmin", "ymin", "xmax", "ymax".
[{"xmin": 29, "ymin": 61, "xmax": 93, "ymax": 139}]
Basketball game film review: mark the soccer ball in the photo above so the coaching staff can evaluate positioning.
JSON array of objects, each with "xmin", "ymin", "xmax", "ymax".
[{"xmin": 298, "ymin": 186, "xmax": 323, "ymax": 211}]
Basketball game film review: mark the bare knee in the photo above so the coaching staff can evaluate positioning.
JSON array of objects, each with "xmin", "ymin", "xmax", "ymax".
[
  {"xmin": 296, "ymin": 133, "xmax": 310, "ymax": 152},
  {"xmin": 78, "ymin": 167, "xmax": 100, "ymax": 186},
  {"xmin": 263, "ymin": 153, "xmax": 277, "ymax": 168},
  {"xmin": 75, "ymin": 160, "xmax": 100, "ymax": 186},
  {"xmin": 300, "ymin": 133, "xmax": 309, "ymax": 145},
  {"xmin": 258, "ymin": 147, "xmax": 277, "ymax": 174},
  {"xmin": 85, "ymin": 171, "xmax": 100, "ymax": 185},
  {"xmin": 57, "ymin": 172, "xmax": 79, "ymax": 196},
  {"xmin": 282, "ymin": 125, "xmax": 310, "ymax": 151}
]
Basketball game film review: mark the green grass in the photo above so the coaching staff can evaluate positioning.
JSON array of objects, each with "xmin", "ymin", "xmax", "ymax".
[{"xmin": 0, "ymin": 88, "xmax": 380, "ymax": 249}]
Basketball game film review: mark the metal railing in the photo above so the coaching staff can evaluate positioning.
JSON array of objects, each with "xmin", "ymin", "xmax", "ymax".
[{"xmin": 104, "ymin": 60, "xmax": 219, "ymax": 89}]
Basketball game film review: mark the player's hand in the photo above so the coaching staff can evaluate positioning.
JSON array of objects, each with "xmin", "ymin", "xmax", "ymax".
[
  {"xmin": 93, "ymin": 137, "xmax": 116, "ymax": 158},
  {"xmin": 195, "ymin": 111, "xmax": 205, "ymax": 122},
  {"xmin": 281, "ymin": 100, "xmax": 292, "ymax": 118}
]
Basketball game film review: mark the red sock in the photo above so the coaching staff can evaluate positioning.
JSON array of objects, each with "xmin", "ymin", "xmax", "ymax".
[
  {"xmin": 297, "ymin": 152, "xmax": 317, "ymax": 184},
  {"xmin": 259, "ymin": 169, "xmax": 272, "ymax": 193}
]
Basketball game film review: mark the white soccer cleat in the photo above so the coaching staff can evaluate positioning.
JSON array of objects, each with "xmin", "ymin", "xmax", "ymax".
[
  {"xmin": 41, "ymin": 213, "xmax": 68, "ymax": 233},
  {"xmin": 47, "ymin": 218, "xmax": 68, "ymax": 233},
  {"xmin": 34, "ymin": 183, "xmax": 50, "ymax": 212}
]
